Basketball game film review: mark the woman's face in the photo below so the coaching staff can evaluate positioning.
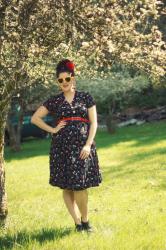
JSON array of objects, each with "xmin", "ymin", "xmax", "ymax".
[{"xmin": 57, "ymin": 72, "xmax": 75, "ymax": 92}]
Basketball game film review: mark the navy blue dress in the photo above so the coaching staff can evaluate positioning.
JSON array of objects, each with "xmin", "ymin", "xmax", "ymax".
[{"xmin": 42, "ymin": 90, "xmax": 102, "ymax": 190}]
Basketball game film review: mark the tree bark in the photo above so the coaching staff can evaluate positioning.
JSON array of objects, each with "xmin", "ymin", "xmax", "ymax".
[
  {"xmin": 0, "ymin": 117, "xmax": 8, "ymax": 225},
  {"xmin": 6, "ymin": 106, "xmax": 23, "ymax": 152},
  {"xmin": 106, "ymin": 100, "xmax": 117, "ymax": 133}
]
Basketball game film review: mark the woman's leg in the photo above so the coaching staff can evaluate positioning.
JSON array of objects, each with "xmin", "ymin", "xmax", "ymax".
[
  {"xmin": 74, "ymin": 189, "xmax": 88, "ymax": 222},
  {"xmin": 62, "ymin": 189, "xmax": 81, "ymax": 224}
]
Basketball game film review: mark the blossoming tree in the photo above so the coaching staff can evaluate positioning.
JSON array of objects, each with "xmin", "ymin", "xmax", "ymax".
[{"xmin": 0, "ymin": 0, "xmax": 165, "ymax": 223}]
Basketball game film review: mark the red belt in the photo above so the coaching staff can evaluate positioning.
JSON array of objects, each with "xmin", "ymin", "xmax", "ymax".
[{"xmin": 57, "ymin": 116, "xmax": 90, "ymax": 123}]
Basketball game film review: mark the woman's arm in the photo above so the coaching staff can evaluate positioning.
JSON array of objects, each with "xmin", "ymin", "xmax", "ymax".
[
  {"xmin": 31, "ymin": 106, "xmax": 67, "ymax": 134},
  {"xmin": 85, "ymin": 105, "xmax": 98, "ymax": 146},
  {"xmin": 80, "ymin": 105, "xmax": 97, "ymax": 159},
  {"xmin": 31, "ymin": 106, "xmax": 54, "ymax": 133}
]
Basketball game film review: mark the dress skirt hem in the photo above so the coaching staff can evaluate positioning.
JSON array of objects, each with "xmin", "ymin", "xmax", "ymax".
[{"xmin": 49, "ymin": 180, "xmax": 102, "ymax": 191}]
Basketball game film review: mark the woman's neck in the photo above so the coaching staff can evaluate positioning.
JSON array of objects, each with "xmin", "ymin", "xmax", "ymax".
[{"xmin": 63, "ymin": 89, "xmax": 75, "ymax": 97}]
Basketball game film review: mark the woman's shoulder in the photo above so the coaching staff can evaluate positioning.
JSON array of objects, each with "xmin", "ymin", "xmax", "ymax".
[{"xmin": 77, "ymin": 90, "xmax": 95, "ymax": 107}]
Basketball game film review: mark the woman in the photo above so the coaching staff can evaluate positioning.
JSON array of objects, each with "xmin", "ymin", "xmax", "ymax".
[{"xmin": 31, "ymin": 59, "xmax": 102, "ymax": 232}]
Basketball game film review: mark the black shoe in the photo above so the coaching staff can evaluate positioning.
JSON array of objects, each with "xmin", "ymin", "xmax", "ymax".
[
  {"xmin": 81, "ymin": 218, "xmax": 93, "ymax": 232},
  {"xmin": 75, "ymin": 223, "xmax": 83, "ymax": 232}
]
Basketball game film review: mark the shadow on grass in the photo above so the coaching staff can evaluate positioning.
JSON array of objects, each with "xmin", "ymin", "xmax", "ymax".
[
  {"xmin": 0, "ymin": 226, "xmax": 72, "ymax": 249},
  {"xmin": 96, "ymin": 120, "xmax": 166, "ymax": 149},
  {"xmin": 4, "ymin": 137, "xmax": 51, "ymax": 162},
  {"xmin": 103, "ymin": 146, "xmax": 166, "ymax": 177},
  {"xmin": 158, "ymin": 178, "xmax": 166, "ymax": 190},
  {"xmin": 4, "ymin": 121, "xmax": 166, "ymax": 162}
]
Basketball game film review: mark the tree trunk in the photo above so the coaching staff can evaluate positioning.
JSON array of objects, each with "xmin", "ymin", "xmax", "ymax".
[
  {"xmin": 106, "ymin": 100, "xmax": 117, "ymax": 133},
  {"xmin": 6, "ymin": 113, "xmax": 22, "ymax": 152},
  {"xmin": 6, "ymin": 97, "xmax": 25, "ymax": 152},
  {"xmin": 0, "ymin": 118, "xmax": 8, "ymax": 226}
]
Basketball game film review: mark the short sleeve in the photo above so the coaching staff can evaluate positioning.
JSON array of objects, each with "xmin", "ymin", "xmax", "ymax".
[
  {"xmin": 85, "ymin": 92, "xmax": 96, "ymax": 108},
  {"xmin": 42, "ymin": 96, "xmax": 56, "ymax": 113}
]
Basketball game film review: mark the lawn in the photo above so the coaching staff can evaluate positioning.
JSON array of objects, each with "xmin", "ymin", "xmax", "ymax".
[{"xmin": 1, "ymin": 120, "xmax": 166, "ymax": 250}]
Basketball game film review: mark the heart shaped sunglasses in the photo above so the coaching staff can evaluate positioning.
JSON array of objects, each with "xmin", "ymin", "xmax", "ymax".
[{"xmin": 57, "ymin": 76, "xmax": 72, "ymax": 84}]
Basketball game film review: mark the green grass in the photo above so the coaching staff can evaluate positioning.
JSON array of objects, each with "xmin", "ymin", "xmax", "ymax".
[{"xmin": 1, "ymin": 120, "xmax": 166, "ymax": 250}]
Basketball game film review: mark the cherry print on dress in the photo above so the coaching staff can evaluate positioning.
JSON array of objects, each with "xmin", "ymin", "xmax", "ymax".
[{"xmin": 42, "ymin": 90, "xmax": 102, "ymax": 190}]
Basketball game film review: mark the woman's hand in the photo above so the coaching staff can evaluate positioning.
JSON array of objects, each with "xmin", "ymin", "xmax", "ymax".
[
  {"xmin": 51, "ymin": 121, "xmax": 67, "ymax": 134},
  {"xmin": 80, "ymin": 145, "xmax": 91, "ymax": 159}
]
